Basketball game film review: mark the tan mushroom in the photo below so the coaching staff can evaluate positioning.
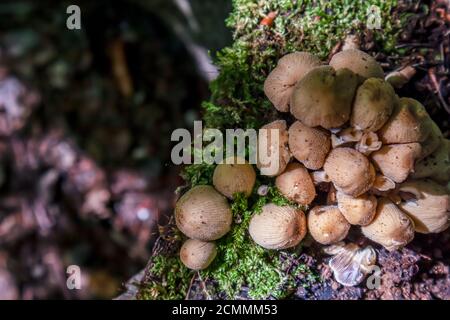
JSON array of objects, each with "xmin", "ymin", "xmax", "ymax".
[
  {"xmin": 257, "ymin": 120, "xmax": 291, "ymax": 176},
  {"xmin": 351, "ymin": 78, "xmax": 396, "ymax": 132},
  {"xmin": 329, "ymin": 49, "xmax": 384, "ymax": 81},
  {"xmin": 372, "ymin": 174, "xmax": 396, "ymax": 192},
  {"xmin": 288, "ymin": 121, "xmax": 331, "ymax": 170},
  {"xmin": 249, "ymin": 204, "xmax": 307, "ymax": 249},
  {"xmin": 378, "ymin": 98, "xmax": 432, "ymax": 144},
  {"xmin": 331, "ymin": 127, "xmax": 363, "ymax": 148},
  {"xmin": 307, "ymin": 205, "xmax": 350, "ymax": 245},
  {"xmin": 275, "ymin": 163, "xmax": 316, "ymax": 206},
  {"xmin": 180, "ymin": 239, "xmax": 217, "ymax": 270},
  {"xmin": 371, "ymin": 143, "xmax": 422, "ymax": 183},
  {"xmin": 361, "ymin": 198, "xmax": 415, "ymax": 251},
  {"xmin": 264, "ymin": 52, "xmax": 322, "ymax": 112},
  {"xmin": 355, "ymin": 131, "xmax": 382, "ymax": 155},
  {"xmin": 418, "ymin": 120, "xmax": 443, "ymax": 160},
  {"xmin": 336, "ymin": 191, "xmax": 377, "ymax": 226},
  {"xmin": 413, "ymin": 139, "xmax": 449, "ymax": 183},
  {"xmin": 311, "ymin": 170, "xmax": 331, "ymax": 185},
  {"xmin": 175, "ymin": 185, "xmax": 232, "ymax": 241},
  {"xmin": 213, "ymin": 156, "xmax": 256, "ymax": 199},
  {"xmin": 385, "ymin": 66, "xmax": 416, "ymax": 89},
  {"xmin": 290, "ymin": 66, "xmax": 358, "ymax": 129},
  {"xmin": 398, "ymin": 179, "xmax": 450, "ymax": 234},
  {"xmin": 323, "ymin": 147, "xmax": 375, "ymax": 197}
]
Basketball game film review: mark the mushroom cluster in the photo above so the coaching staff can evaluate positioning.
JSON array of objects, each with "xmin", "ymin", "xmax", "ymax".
[{"xmin": 260, "ymin": 49, "xmax": 449, "ymax": 254}]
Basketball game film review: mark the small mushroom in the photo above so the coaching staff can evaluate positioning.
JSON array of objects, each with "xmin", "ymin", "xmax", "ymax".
[
  {"xmin": 331, "ymin": 127, "xmax": 363, "ymax": 148},
  {"xmin": 336, "ymin": 191, "xmax": 377, "ymax": 226},
  {"xmin": 290, "ymin": 66, "xmax": 358, "ymax": 129},
  {"xmin": 175, "ymin": 185, "xmax": 232, "ymax": 241},
  {"xmin": 398, "ymin": 179, "xmax": 450, "ymax": 234},
  {"xmin": 288, "ymin": 121, "xmax": 331, "ymax": 170},
  {"xmin": 307, "ymin": 205, "xmax": 350, "ymax": 245},
  {"xmin": 351, "ymin": 78, "xmax": 396, "ymax": 132},
  {"xmin": 249, "ymin": 203, "xmax": 307, "ymax": 249},
  {"xmin": 372, "ymin": 174, "xmax": 396, "ymax": 192},
  {"xmin": 311, "ymin": 170, "xmax": 331, "ymax": 185},
  {"xmin": 323, "ymin": 147, "xmax": 375, "ymax": 197},
  {"xmin": 361, "ymin": 198, "xmax": 415, "ymax": 251},
  {"xmin": 329, "ymin": 49, "xmax": 384, "ymax": 81},
  {"xmin": 378, "ymin": 98, "xmax": 432, "ymax": 144},
  {"xmin": 180, "ymin": 239, "xmax": 217, "ymax": 270},
  {"xmin": 418, "ymin": 120, "xmax": 443, "ymax": 160},
  {"xmin": 371, "ymin": 143, "xmax": 422, "ymax": 183},
  {"xmin": 355, "ymin": 131, "xmax": 382, "ymax": 155},
  {"xmin": 275, "ymin": 163, "xmax": 316, "ymax": 206},
  {"xmin": 264, "ymin": 52, "xmax": 322, "ymax": 112},
  {"xmin": 413, "ymin": 139, "xmax": 449, "ymax": 183},
  {"xmin": 324, "ymin": 242, "xmax": 377, "ymax": 287},
  {"xmin": 385, "ymin": 66, "xmax": 416, "ymax": 88},
  {"xmin": 257, "ymin": 120, "xmax": 291, "ymax": 176},
  {"xmin": 213, "ymin": 156, "xmax": 256, "ymax": 199}
]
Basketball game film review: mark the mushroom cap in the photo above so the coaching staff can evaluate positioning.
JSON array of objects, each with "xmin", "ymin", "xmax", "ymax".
[
  {"xmin": 372, "ymin": 174, "xmax": 396, "ymax": 192},
  {"xmin": 378, "ymin": 98, "xmax": 432, "ymax": 144},
  {"xmin": 329, "ymin": 49, "xmax": 384, "ymax": 80},
  {"xmin": 180, "ymin": 239, "xmax": 217, "ymax": 270},
  {"xmin": 336, "ymin": 191, "xmax": 377, "ymax": 226},
  {"xmin": 413, "ymin": 139, "xmax": 449, "ymax": 183},
  {"xmin": 398, "ymin": 179, "xmax": 450, "ymax": 234},
  {"xmin": 257, "ymin": 120, "xmax": 291, "ymax": 176},
  {"xmin": 323, "ymin": 147, "xmax": 376, "ymax": 197},
  {"xmin": 288, "ymin": 121, "xmax": 331, "ymax": 170},
  {"xmin": 307, "ymin": 205, "xmax": 350, "ymax": 245},
  {"xmin": 361, "ymin": 198, "xmax": 415, "ymax": 251},
  {"xmin": 351, "ymin": 78, "xmax": 396, "ymax": 132},
  {"xmin": 290, "ymin": 66, "xmax": 358, "ymax": 129},
  {"xmin": 175, "ymin": 185, "xmax": 232, "ymax": 241},
  {"xmin": 331, "ymin": 127, "xmax": 363, "ymax": 148},
  {"xmin": 355, "ymin": 131, "xmax": 382, "ymax": 155},
  {"xmin": 275, "ymin": 163, "xmax": 316, "ymax": 205},
  {"xmin": 213, "ymin": 157, "xmax": 256, "ymax": 199},
  {"xmin": 249, "ymin": 203, "xmax": 307, "ymax": 249},
  {"xmin": 418, "ymin": 120, "xmax": 443, "ymax": 160},
  {"xmin": 264, "ymin": 52, "xmax": 322, "ymax": 112},
  {"xmin": 371, "ymin": 143, "xmax": 422, "ymax": 183}
]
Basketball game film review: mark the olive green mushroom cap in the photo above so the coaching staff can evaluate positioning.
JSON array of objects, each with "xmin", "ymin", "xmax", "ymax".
[{"xmin": 329, "ymin": 49, "xmax": 384, "ymax": 80}]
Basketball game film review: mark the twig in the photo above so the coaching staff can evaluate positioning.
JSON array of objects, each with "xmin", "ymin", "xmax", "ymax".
[
  {"xmin": 185, "ymin": 273, "xmax": 197, "ymax": 300},
  {"xmin": 197, "ymin": 271, "xmax": 212, "ymax": 300}
]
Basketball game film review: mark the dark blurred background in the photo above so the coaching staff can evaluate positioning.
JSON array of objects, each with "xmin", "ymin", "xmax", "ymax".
[{"xmin": 0, "ymin": 0, "xmax": 231, "ymax": 299}]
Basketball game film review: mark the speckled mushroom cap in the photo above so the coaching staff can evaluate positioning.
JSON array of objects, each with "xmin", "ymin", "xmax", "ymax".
[
  {"xmin": 398, "ymin": 179, "xmax": 450, "ymax": 234},
  {"xmin": 290, "ymin": 66, "xmax": 358, "ymax": 129},
  {"xmin": 329, "ymin": 49, "xmax": 384, "ymax": 80},
  {"xmin": 175, "ymin": 185, "xmax": 232, "ymax": 241},
  {"xmin": 323, "ymin": 147, "xmax": 376, "ymax": 197},
  {"xmin": 275, "ymin": 163, "xmax": 316, "ymax": 205},
  {"xmin": 288, "ymin": 121, "xmax": 331, "ymax": 170},
  {"xmin": 249, "ymin": 203, "xmax": 307, "ymax": 249},
  {"xmin": 351, "ymin": 78, "xmax": 396, "ymax": 132},
  {"xmin": 264, "ymin": 52, "xmax": 322, "ymax": 112},
  {"xmin": 361, "ymin": 198, "xmax": 415, "ymax": 251},
  {"xmin": 371, "ymin": 143, "xmax": 422, "ymax": 183},
  {"xmin": 307, "ymin": 205, "xmax": 350, "ymax": 245},
  {"xmin": 180, "ymin": 239, "xmax": 217, "ymax": 270},
  {"xmin": 378, "ymin": 97, "xmax": 432, "ymax": 144},
  {"xmin": 213, "ymin": 156, "xmax": 256, "ymax": 199},
  {"xmin": 336, "ymin": 191, "xmax": 377, "ymax": 226}
]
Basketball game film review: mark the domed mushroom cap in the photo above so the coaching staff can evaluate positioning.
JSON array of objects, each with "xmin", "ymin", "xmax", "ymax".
[
  {"xmin": 290, "ymin": 66, "xmax": 358, "ymax": 129},
  {"xmin": 413, "ymin": 139, "xmax": 449, "ymax": 183},
  {"xmin": 288, "ymin": 121, "xmax": 331, "ymax": 170},
  {"xmin": 213, "ymin": 157, "xmax": 256, "ymax": 199},
  {"xmin": 329, "ymin": 49, "xmax": 384, "ymax": 80},
  {"xmin": 323, "ymin": 147, "xmax": 375, "ymax": 197},
  {"xmin": 371, "ymin": 143, "xmax": 422, "ymax": 183},
  {"xmin": 418, "ymin": 120, "xmax": 443, "ymax": 160},
  {"xmin": 175, "ymin": 185, "xmax": 232, "ymax": 241},
  {"xmin": 307, "ymin": 205, "xmax": 350, "ymax": 245},
  {"xmin": 398, "ymin": 179, "xmax": 450, "ymax": 234},
  {"xmin": 264, "ymin": 52, "xmax": 322, "ymax": 112},
  {"xmin": 336, "ymin": 191, "xmax": 377, "ymax": 226},
  {"xmin": 249, "ymin": 204, "xmax": 307, "ymax": 249},
  {"xmin": 180, "ymin": 239, "xmax": 217, "ymax": 270},
  {"xmin": 378, "ymin": 98, "xmax": 432, "ymax": 144},
  {"xmin": 257, "ymin": 120, "xmax": 291, "ymax": 176},
  {"xmin": 361, "ymin": 198, "xmax": 415, "ymax": 251},
  {"xmin": 275, "ymin": 163, "xmax": 316, "ymax": 205},
  {"xmin": 351, "ymin": 78, "xmax": 396, "ymax": 132}
]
